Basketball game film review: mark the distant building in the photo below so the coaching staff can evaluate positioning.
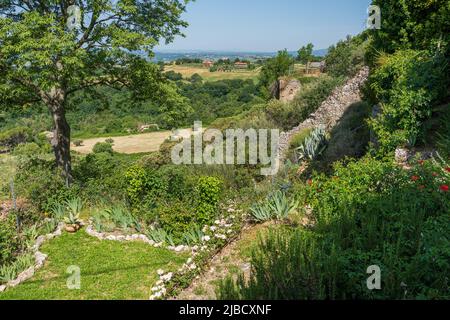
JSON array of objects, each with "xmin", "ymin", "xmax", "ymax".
[
  {"xmin": 307, "ymin": 61, "xmax": 326, "ymax": 74},
  {"xmin": 234, "ymin": 61, "xmax": 249, "ymax": 69},
  {"xmin": 203, "ymin": 60, "xmax": 214, "ymax": 68}
]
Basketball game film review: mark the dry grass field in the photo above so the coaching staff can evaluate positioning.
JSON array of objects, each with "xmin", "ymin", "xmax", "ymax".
[
  {"xmin": 164, "ymin": 64, "xmax": 260, "ymax": 82},
  {"xmin": 72, "ymin": 129, "xmax": 194, "ymax": 154}
]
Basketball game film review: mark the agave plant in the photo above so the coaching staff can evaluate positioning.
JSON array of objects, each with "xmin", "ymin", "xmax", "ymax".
[
  {"xmin": 267, "ymin": 191, "xmax": 299, "ymax": 220},
  {"xmin": 249, "ymin": 203, "xmax": 273, "ymax": 222},
  {"xmin": 295, "ymin": 126, "xmax": 327, "ymax": 161},
  {"xmin": 63, "ymin": 198, "xmax": 83, "ymax": 226},
  {"xmin": 146, "ymin": 228, "xmax": 174, "ymax": 246},
  {"xmin": 50, "ymin": 203, "xmax": 66, "ymax": 222},
  {"xmin": 183, "ymin": 226, "xmax": 205, "ymax": 245},
  {"xmin": 0, "ymin": 254, "xmax": 34, "ymax": 284}
]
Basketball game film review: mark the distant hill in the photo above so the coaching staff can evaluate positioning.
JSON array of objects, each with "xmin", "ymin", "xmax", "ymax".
[{"xmin": 152, "ymin": 49, "xmax": 328, "ymax": 62}]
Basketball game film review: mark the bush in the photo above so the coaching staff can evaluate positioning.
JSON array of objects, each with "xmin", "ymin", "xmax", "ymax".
[
  {"xmin": 15, "ymin": 158, "xmax": 80, "ymax": 212},
  {"xmin": 325, "ymin": 35, "xmax": 367, "ymax": 78},
  {"xmin": 0, "ymin": 127, "xmax": 31, "ymax": 150},
  {"xmin": 195, "ymin": 176, "xmax": 223, "ymax": 225},
  {"xmin": 12, "ymin": 142, "xmax": 43, "ymax": 158},
  {"xmin": 158, "ymin": 200, "xmax": 196, "ymax": 242},
  {"xmin": 0, "ymin": 214, "xmax": 20, "ymax": 266},
  {"xmin": 93, "ymin": 142, "xmax": 114, "ymax": 154},
  {"xmin": 220, "ymin": 157, "xmax": 450, "ymax": 299},
  {"xmin": 369, "ymin": 50, "xmax": 449, "ymax": 153}
]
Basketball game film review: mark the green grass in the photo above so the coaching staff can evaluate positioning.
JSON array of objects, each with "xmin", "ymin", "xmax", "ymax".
[{"xmin": 0, "ymin": 231, "xmax": 187, "ymax": 300}]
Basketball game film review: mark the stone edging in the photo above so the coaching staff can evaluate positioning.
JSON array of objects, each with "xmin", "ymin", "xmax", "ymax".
[
  {"xmin": 84, "ymin": 224, "xmax": 191, "ymax": 253},
  {"xmin": 0, "ymin": 222, "xmax": 65, "ymax": 293}
]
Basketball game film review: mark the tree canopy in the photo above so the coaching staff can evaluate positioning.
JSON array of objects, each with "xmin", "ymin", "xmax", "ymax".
[{"xmin": 0, "ymin": 0, "xmax": 192, "ymax": 179}]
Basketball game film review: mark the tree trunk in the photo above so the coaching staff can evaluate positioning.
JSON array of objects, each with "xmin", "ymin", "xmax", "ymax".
[{"xmin": 45, "ymin": 88, "xmax": 73, "ymax": 185}]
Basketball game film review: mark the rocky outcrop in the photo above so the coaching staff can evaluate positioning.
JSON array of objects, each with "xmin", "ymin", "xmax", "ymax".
[
  {"xmin": 279, "ymin": 79, "xmax": 302, "ymax": 102},
  {"xmin": 278, "ymin": 67, "xmax": 370, "ymax": 162}
]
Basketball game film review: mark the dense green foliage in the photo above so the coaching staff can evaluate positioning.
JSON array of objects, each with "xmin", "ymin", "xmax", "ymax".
[
  {"xmin": 369, "ymin": 50, "xmax": 449, "ymax": 152},
  {"xmin": 220, "ymin": 157, "xmax": 450, "ymax": 300},
  {"xmin": 325, "ymin": 35, "xmax": 367, "ymax": 78}
]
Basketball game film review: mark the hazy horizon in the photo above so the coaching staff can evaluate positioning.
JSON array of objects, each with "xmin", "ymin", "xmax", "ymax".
[{"xmin": 156, "ymin": 0, "xmax": 372, "ymax": 52}]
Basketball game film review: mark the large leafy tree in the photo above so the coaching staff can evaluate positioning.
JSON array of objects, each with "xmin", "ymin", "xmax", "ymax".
[
  {"xmin": 370, "ymin": 0, "xmax": 450, "ymax": 54},
  {"xmin": 258, "ymin": 49, "xmax": 294, "ymax": 98},
  {"xmin": 297, "ymin": 43, "xmax": 313, "ymax": 64},
  {"xmin": 0, "ymin": 0, "xmax": 192, "ymax": 181}
]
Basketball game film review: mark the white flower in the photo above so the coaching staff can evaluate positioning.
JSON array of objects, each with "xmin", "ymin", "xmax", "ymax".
[
  {"xmin": 202, "ymin": 235, "xmax": 211, "ymax": 242},
  {"xmin": 210, "ymin": 226, "xmax": 217, "ymax": 231},
  {"xmin": 157, "ymin": 269, "xmax": 165, "ymax": 276},
  {"xmin": 189, "ymin": 263, "xmax": 197, "ymax": 270},
  {"xmin": 186, "ymin": 258, "xmax": 193, "ymax": 264},
  {"xmin": 215, "ymin": 234, "xmax": 227, "ymax": 240},
  {"xmin": 227, "ymin": 208, "xmax": 235, "ymax": 213}
]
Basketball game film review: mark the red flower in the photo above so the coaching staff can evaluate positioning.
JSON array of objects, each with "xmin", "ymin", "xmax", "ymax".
[
  {"xmin": 440, "ymin": 185, "xmax": 449, "ymax": 192},
  {"xmin": 418, "ymin": 185, "xmax": 425, "ymax": 190},
  {"xmin": 445, "ymin": 167, "xmax": 450, "ymax": 173},
  {"xmin": 411, "ymin": 176, "xmax": 420, "ymax": 182},
  {"xmin": 432, "ymin": 172, "xmax": 438, "ymax": 177},
  {"xmin": 307, "ymin": 179, "xmax": 313, "ymax": 186},
  {"xmin": 418, "ymin": 160, "xmax": 425, "ymax": 166}
]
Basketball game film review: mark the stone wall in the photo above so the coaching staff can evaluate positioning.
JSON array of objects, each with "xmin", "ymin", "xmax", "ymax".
[{"xmin": 278, "ymin": 67, "xmax": 370, "ymax": 162}]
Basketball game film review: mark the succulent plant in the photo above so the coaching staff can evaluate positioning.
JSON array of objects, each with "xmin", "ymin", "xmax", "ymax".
[{"xmin": 295, "ymin": 126, "xmax": 327, "ymax": 161}]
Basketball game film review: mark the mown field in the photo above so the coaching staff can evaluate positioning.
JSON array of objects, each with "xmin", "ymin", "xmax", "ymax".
[{"xmin": 164, "ymin": 64, "xmax": 260, "ymax": 81}]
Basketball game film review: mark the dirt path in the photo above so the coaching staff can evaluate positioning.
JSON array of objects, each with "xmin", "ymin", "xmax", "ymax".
[
  {"xmin": 174, "ymin": 224, "xmax": 269, "ymax": 300},
  {"xmin": 72, "ymin": 129, "xmax": 194, "ymax": 154}
]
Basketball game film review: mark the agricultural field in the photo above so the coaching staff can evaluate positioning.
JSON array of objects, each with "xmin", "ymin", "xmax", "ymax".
[
  {"xmin": 72, "ymin": 129, "xmax": 194, "ymax": 154},
  {"xmin": 164, "ymin": 64, "xmax": 260, "ymax": 82}
]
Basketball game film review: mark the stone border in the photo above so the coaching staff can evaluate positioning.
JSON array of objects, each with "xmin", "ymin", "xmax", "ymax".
[
  {"xmin": 85, "ymin": 224, "xmax": 191, "ymax": 253},
  {"xmin": 0, "ymin": 222, "xmax": 64, "ymax": 292}
]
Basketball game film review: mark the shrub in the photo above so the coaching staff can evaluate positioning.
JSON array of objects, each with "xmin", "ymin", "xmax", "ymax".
[
  {"xmin": 0, "ymin": 127, "xmax": 31, "ymax": 150},
  {"xmin": 15, "ymin": 158, "xmax": 80, "ymax": 212},
  {"xmin": 369, "ymin": 50, "xmax": 449, "ymax": 153},
  {"xmin": 220, "ymin": 157, "xmax": 450, "ymax": 299},
  {"xmin": 325, "ymin": 35, "xmax": 367, "ymax": 77},
  {"xmin": 295, "ymin": 126, "xmax": 327, "ymax": 161},
  {"xmin": 12, "ymin": 142, "xmax": 43, "ymax": 158},
  {"xmin": 195, "ymin": 176, "xmax": 223, "ymax": 225},
  {"xmin": 158, "ymin": 200, "xmax": 196, "ymax": 242},
  {"xmin": 289, "ymin": 128, "xmax": 313, "ymax": 149},
  {"xmin": 73, "ymin": 139, "xmax": 83, "ymax": 147},
  {"xmin": 93, "ymin": 142, "xmax": 114, "ymax": 154},
  {"xmin": 0, "ymin": 214, "xmax": 19, "ymax": 265}
]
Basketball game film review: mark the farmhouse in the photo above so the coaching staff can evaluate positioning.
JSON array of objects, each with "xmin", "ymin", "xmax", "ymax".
[
  {"xmin": 307, "ymin": 61, "xmax": 326, "ymax": 74},
  {"xmin": 234, "ymin": 61, "xmax": 248, "ymax": 69},
  {"xmin": 203, "ymin": 60, "xmax": 214, "ymax": 68}
]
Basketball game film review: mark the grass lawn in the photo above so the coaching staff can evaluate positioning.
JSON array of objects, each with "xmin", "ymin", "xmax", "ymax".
[{"xmin": 0, "ymin": 230, "xmax": 187, "ymax": 300}]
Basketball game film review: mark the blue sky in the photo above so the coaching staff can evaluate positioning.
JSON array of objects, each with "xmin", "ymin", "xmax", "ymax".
[{"xmin": 156, "ymin": 0, "xmax": 373, "ymax": 52}]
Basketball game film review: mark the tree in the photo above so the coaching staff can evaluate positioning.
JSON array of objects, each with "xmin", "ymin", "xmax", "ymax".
[
  {"xmin": 259, "ymin": 50, "xmax": 294, "ymax": 97},
  {"xmin": 0, "ymin": 0, "xmax": 192, "ymax": 182},
  {"xmin": 297, "ymin": 43, "xmax": 314, "ymax": 64},
  {"xmin": 370, "ymin": 0, "xmax": 450, "ymax": 55}
]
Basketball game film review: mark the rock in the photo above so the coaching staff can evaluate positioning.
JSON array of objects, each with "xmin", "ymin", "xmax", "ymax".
[
  {"xmin": 395, "ymin": 148, "xmax": 410, "ymax": 163},
  {"xmin": 279, "ymin": 79, "xmax": 302, "ymax": 102}
]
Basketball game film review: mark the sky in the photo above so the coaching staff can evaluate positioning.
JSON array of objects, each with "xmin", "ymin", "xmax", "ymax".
[{"xmin": 156, "ymin": 0, "xmax": 373, "ymax": 52}]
